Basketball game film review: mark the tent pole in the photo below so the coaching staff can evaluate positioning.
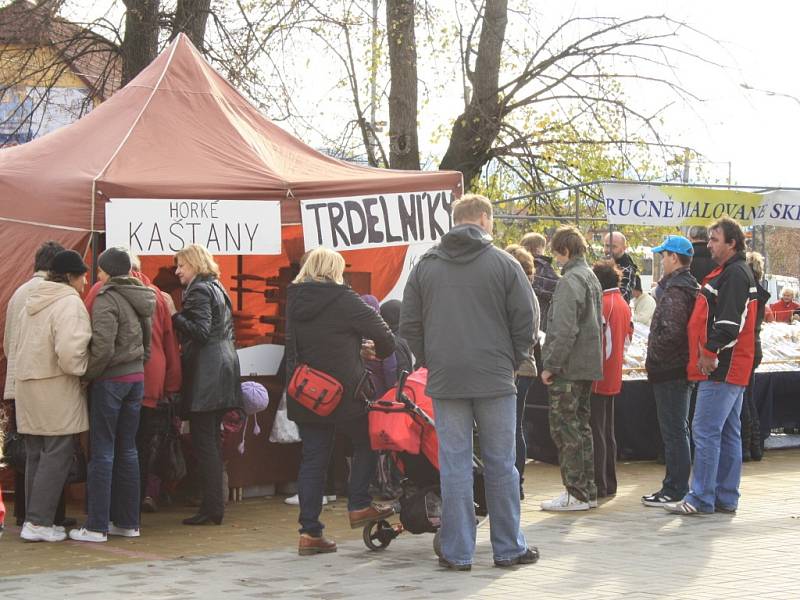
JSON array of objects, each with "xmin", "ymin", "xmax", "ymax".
[
  {"xmin": 91, "ymin": 231, "xmax": 99, "ymax": 285},
  {"xmin": 236, "ymin": 255, "xmax": 243, "ymax": 311}
]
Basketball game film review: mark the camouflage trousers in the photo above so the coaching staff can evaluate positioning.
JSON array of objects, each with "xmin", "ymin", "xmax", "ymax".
[{"xmin": 548, "ymin": 378, "xmax": 597, "ymax": 503}]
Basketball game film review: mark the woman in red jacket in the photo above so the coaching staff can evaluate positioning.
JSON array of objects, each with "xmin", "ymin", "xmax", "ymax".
[{"xmin": 590, "ymin": 260, "xmax": 633, "ymax": 499}]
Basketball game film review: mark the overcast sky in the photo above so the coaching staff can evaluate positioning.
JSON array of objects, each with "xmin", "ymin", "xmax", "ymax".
[
  {"xmin": 575, "ymin": 0, "xmax": 800, "ymax": 187},
  {"xmin": 62, "ymin": 1, "xmax": 800, "ymax": 187}
]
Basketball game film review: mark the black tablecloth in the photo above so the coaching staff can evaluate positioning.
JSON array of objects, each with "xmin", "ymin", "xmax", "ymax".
[{"xmin": 525, "ymin": 371, "xmax": 800, "ymax": 464}]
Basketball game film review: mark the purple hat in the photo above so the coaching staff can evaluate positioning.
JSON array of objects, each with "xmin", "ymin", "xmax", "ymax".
[{"xmin": 361, "ymin": 294, "xmax": 380, "ymax": 313}]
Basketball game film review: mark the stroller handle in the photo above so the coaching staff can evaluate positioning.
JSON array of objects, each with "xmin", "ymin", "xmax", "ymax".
[{"xmin": 394, "ymin": 370, "xmax": 435, "ymax": 428}]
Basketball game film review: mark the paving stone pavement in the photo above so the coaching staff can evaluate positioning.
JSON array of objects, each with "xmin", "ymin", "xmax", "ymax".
[{"xmin": 1, "ymin": 449, "xmax": 799, "ymax": 599}]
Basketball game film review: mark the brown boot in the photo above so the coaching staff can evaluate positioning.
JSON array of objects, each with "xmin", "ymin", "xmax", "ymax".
[
  {"xmin": 298, "ymin": 533, "xmax": 337, "ymax": 556},
  {"xmin": 348, "ymin": 504, "xmax": 394, "ymax": 529}
]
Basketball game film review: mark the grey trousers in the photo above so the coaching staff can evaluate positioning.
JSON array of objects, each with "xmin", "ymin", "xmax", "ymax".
[{"xmin": 24, "ymin": 434, "xmax": 74, "ymax": 527}]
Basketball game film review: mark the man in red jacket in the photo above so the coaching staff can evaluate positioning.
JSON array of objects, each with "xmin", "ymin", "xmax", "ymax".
[
  {"xmin": 590, "ymin": 261, "xmax": 632, "ymax": 500},
  {"xmin": 665, "ymin": 217, "xmax": 757, "ymax": 516}
]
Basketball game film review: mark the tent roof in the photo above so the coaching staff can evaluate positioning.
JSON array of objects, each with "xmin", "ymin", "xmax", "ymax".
[{"xmin": 0, "ymin": 33, "xmax": 462, "ymax": 235}]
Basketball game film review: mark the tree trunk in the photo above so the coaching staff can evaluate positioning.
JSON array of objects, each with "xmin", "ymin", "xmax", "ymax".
[
  {"xmin": 386, "ymin": 0, "xmax": 420, "ymax": 170},
  {"xmin": 120, "ymin": 0, "xmax": 161, "ymax": 85},
  {"xmin": 172, "ymin": 0, "xmax": 212, "ymax": 50},
  {"xmin": 439, "ymin": 0, "xmax": 508, "ymax": 188}
]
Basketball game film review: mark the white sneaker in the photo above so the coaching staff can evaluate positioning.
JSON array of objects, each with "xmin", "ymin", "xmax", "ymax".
[
  {"xmin": 284, "ymin": 494, "xmax": 327, "ymax": 506},
  {"xmin": 68, "ymin": 527, "xmax": 108, "ymax": 543},
  {"xmin": 325, "ymin": 495, "xmax": 337, "ymax": 502},
  {"xmin": 108, "ymin": 523, "xmax": 141, "ymax": 537},
  {"xmin": 540, "ymin": 491, "xmax": 590, "ymax": 512},
  {"xmin": 20, "ymin": 522, "xmax": 67, "ymax": 542}
]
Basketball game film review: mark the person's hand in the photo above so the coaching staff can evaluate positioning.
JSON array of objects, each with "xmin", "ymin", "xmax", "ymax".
[
  {"xmin": 697, "ymin": 345, "xmax": 718, "ymax": 376},
  {"xmin": 361, "ymin": 339, "xmax": 376, "ymax": 360},
  {"xmin": 541, "ymin": 370, "xmax": 554, "ymax": 386}
]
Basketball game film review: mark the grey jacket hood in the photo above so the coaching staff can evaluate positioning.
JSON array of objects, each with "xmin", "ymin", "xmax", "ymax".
[
  {"xmin": 429, "ymin": 224, "xmax": 493, "ymax": 264},
  {"xmin": 98, "ymin": 276, "xmax": 156, "ymax": 319}
]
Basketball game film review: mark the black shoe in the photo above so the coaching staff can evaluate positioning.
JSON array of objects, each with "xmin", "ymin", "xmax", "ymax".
[
  {"xmin": 494, "ymin": 547, "xmax": 540, "ymax": 568},
  {"xmin": 714, "ymin": 504, "xmax": 737, "ymax": 514},
  {"xmin": 438, "ymin": 557, "xmax": 472, "ymax": 571},
  {"xmin": 56, "ymin": 517, "xmax": 77, "ymax": 528},
  {"xmin": 641, "ymin": 491, "xmax": 676, "ymax": 507},
  {"xmin": 182, "ymin": 513, "xmax": 222, "ymax": 525}
]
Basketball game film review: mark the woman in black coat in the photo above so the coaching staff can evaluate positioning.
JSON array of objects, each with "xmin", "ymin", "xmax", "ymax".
[
  {"xmin": 286, "ymin": 247, "xmax": 395, "ymax": 556},
  {"xmin": 173, "ymin": 244, "xmax": 242, "ymax": 525}
]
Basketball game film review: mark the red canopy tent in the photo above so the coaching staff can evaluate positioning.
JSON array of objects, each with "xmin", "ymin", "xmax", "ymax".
[
  {"xmin": 0, "ymin": 32, "xmax": 462, "ymax": 341},
  {"xmin": 0, "ymin": 34, "xmax": 461, "ymax": 490}
]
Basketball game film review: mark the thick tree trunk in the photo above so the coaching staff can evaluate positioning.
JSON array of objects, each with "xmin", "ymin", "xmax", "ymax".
[
  {"xmin": 386, "ymin": 0, "xmax": 420, "ymax": 170},
  {"xmin": 120, "ymin": 0, "xmax": 161, "ymax": 85},
  {"xmin": 172, "ymin": 0, "xmax": 212, "ymax": 50},
  {"xmin": 439, "ymin": 0, "xmax": 507, "ymax": 188}
]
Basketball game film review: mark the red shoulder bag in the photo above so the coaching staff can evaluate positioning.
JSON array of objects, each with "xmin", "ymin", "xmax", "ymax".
[{"xmin": 287, "ymin": 321, "xmax": 343, "ymax": 417}]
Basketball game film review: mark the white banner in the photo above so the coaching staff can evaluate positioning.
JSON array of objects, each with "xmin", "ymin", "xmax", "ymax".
[
  {"xmin": 301, "ymin": 190, "xmax": 454, "ymax": 251},
  {"xmin": 759, "ymin": 190, "xmax": 800, "ymax": 228},
  {"xmin": 105, "ymin": 199, "xmax": 282, "ymax": 255}
]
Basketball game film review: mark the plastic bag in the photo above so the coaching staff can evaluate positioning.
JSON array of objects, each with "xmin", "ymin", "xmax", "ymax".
[{"xmin": 268, "ymin": 390, "xmax": 300, "ymax": 444}]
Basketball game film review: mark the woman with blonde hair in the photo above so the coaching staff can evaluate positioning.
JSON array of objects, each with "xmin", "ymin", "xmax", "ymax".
[
  {"xmin": 287, "ymin": 246, "xmax": 395, "ymax": 556},
  {"xmin": 172, "ymin": 244, "xmax": 242, "ymax": 525}
]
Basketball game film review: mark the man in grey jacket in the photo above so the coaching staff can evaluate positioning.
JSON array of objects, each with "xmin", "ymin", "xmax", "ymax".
[
  {"xmin": 541, "ymin": 226, "xmax": 603, "ymax": 511},
  {"xmin": 401, "ymin": 194, "xmax": 538, "ymax": 571}
]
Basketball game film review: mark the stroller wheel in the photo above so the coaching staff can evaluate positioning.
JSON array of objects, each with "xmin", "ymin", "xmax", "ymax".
[
  {"xmin": 363, "ymin": 519, "xmax": 396, "ymax": 551},
  {"xmin": 433, "ymin": 530, "xmax": 442, "ymax": 557}
]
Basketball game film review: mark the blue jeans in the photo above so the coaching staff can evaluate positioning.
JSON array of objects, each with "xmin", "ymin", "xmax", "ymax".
[
  {"xmin": 684, "ymin": 380, "xmax": 744, "ymax": 513},
  {"xmin": 515, "ymin": 376, "xmax": 533, "ymax": 482},
  {"xmin": 433, "ymin": 395, "xmax": 527, "ymax": 566},
  {"xmin": 296, "ymin": 416, "xmax": 375, "ymax": 536},
  {"xmin": 86, "ymin": 380, "xmax": 144, "ymax": 532},
  {"xmin": 652, "ymin": 379, "xmax": 692, "ymax": 499}
]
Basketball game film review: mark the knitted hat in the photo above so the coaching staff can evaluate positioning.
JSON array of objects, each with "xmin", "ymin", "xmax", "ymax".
[
  {"xmin": 51, "ymin": 250, "xmax": 88, "ymax": 275},
  {"xmin": 98, "ymin": 247, "xmax": 132, "ymax": 277},
  {"xmin": 237, "ymin": 381, "xmax": 270, "ymax": 454}
]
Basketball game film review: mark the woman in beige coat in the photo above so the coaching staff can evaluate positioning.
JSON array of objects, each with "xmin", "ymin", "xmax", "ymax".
[{"xmin": 14, "ymin": 250, "xmax": 92, "ymax": 543}]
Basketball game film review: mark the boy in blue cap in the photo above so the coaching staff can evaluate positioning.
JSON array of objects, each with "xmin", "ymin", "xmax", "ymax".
[{"xmin": 641, "ymin": 235, "xmax": 700, "ymax": 507}]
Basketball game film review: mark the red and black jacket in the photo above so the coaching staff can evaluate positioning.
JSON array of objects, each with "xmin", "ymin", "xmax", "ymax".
[{"xmin": 687, "ymin": 252, "xmax": 757, "ymax": 386}]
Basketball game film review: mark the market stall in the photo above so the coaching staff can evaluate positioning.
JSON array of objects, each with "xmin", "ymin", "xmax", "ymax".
[
  {"xmin": 0, "ymin": 34, "xmax": 462, "ymax": 495},
  {"xmin": 525, "ymin": 182, "xmax": 800, "ymax": 463}
]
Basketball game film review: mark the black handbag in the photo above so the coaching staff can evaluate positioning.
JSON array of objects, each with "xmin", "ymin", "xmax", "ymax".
[
  {"xmin": 1, "ymin": 430, "xmax": 26, "ymax": 473},
  {"xmin": 65, "ymin": 436, "xmax": 87, "ymax": 484},
  {"xmin": 154, "ymin": 402, "xmax": 187, "ymax": 482}
]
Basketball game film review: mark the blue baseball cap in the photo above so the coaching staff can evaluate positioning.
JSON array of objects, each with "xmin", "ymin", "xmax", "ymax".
[{"xmin": 652, "ymin": 235, "xmax": 694, "ymax": 257}]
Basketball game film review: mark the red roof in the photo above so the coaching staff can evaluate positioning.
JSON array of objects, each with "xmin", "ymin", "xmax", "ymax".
[{"xmin": 0, "ymin": 0, "xmax": 121, "ymax": 100}]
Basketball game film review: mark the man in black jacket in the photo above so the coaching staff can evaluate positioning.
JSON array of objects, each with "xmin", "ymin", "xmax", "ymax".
[
  {"xmin": 640, "ymin": 236, "xmax": 699, "ymax": 508},
  {"xmin": 688, "ymin": 225, "xmax": 716, "ymax": 284},
  {"xmin": 666, "ymin": 217, "xmax": 757, "ymax": 516},
  {"xmin": 401, "ymin": 194, "xmax": 538, "ymax": 571},
  {"xmin": 604, "ymin": 232, "xmax": 638, "ymax": 302}
]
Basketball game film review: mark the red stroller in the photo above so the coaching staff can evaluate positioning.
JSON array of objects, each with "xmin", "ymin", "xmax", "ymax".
[{"xmin": 364, "ymin": 369, "xmax": 486, "ymax": 551}]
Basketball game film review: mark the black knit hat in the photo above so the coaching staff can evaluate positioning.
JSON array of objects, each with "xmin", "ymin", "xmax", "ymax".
[
  {"xmin": 98, "ymin": 247, "xmax": 132, "ymax": 278},
  {"xmin": 51, "ymin": 250, "xmax": 89, "ymax": 275}
]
